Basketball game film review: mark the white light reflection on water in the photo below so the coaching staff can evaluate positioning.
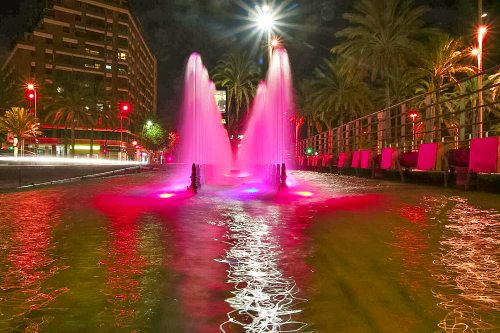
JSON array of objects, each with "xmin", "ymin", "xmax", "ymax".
[
  {"xmin": 432, "ymin": 197, "xmax": 500, "ymax": 332},
  {"xmin": 218, "ymin": 205, "xmax": 309, "ymax": 333}
]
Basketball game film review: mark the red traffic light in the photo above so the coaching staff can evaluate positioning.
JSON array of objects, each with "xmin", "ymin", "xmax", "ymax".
[
  {"xmin": 118, "ymin": 102, "xmax": 132, "ymax": 118},
  {"xmin": 119, "ymin": 102, "xmax": 131, "ymax": 112},
  {"xmin": 26, "ymin": 91, "xmax": 36, "ymax": 101}
]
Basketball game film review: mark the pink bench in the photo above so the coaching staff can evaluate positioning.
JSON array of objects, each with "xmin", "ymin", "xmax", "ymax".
[
  {"xmin": 466, "ymin": 137, "xmax": 499, "ymax": 190},
  {"xmin": 398, "ymin": 143, "xmax": 444, "ymax": 182}
]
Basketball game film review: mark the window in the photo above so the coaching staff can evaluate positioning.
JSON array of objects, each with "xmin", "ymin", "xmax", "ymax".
[
  {"xmin": 117, "ymin": 64, "xmax": 128, "ymax": 75},
  {"xmin": 45, "ymin": 68, "xmax": 52, "ymax": 75},
  {"xmin": 45, "ymin": 52, "xmax": 53, "ymax": 63},
  {"xmin": 46, "ymin": 38, "xmax": 53, "ymax": 44},
  {"xmin": 62, "ymin": 41, "xmax": 77, "ymax": 49},
  {"xmin": 85, "ymin": 62, "xmax": 101, "ymax": 70},
  {"xmin": 105, "ymin": 64, "xmax": 112, "ymax": 70},
  {"xmin": 63, "ymin": 26, "xmax": 70, "ymax": 33},
  {"xmin": 85, "ymin": 47, "xmax": 101, "ymax": 56},
  {"xmin": 117, "ymin": 52, "xmax": 127, "ymax": 60}
]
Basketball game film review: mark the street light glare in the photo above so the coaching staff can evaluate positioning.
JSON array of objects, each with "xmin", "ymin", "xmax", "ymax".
[
  {"xmin": 147, "ymin": 120, "xmax": 153, "ymax": 127},
  {"xmin": 271, "ymin": 38, "xmax": 280, "ymax": 48},
  {"xmin": 471, "ymin": 48, "xmax": 479, "ymax": 56},
  {"xmin": 27, "ymin": 83, "xmax": 35, "ymax": 90},
  {"xmin": 479, "ymin": 26, "xmax": 487, "ymax": 35},
  {"xmin": 258, "ymin": 12, "xmax": 274, "ymax": 30},
  {"xmin": 481, "ymin": 13, "xmax": 488, "ymax": 18}
]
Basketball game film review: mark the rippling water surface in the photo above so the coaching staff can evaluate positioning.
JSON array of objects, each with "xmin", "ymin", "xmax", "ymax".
[{"xmin": 0, "ymin": 170, "xmax": 498, "ymax": 332}]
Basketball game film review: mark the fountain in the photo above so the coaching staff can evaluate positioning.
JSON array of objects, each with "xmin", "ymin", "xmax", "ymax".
[
  {"xmin": 178, "ymin": 49, "xmax": 294, "ymax": 192},
  {"xmin": 239, "ymin": 48, "xmax": 294, "ymax": 188},
  {"xmin": 178, "ymin": 53, "xmax": 232, "ymax": 187}
]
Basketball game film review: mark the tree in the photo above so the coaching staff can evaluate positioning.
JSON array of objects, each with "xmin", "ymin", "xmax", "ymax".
[
  {"xmin": 310, "ymin": 58, "xmax": 373, "ymax": 129},
  {"xmin": 416, "ymin": 32, "xmax": 475, "ymax": 140},
  {"xmin": 0, "ymin": 107, "xmax": 41, "ymax": 156},
  {"xmin": 43, "ymin": 76, "xmax": 93, "ymax": 156},
  {"xmin": 141, "ymin": 119, "xmax": 166, "ymax": 152},
  {"xmin": 85, "ymin": 81, "xmax": 116, "ymax": 157},
  {"xmin": 333, "ymin": 0, "xmax": 428, "ymax": 107},
  {"xmin": 296, "ymin": 79, "xmax": 321, "ymax": 138},
  {"xmin": 212, "ymin": 53, "xmax": 260, "ymax": 135}
]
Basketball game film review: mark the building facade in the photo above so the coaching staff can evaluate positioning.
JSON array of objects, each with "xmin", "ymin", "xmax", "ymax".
[{"xmin": 1, "ymin": 0, "xmax": 157, "ymax": 159}]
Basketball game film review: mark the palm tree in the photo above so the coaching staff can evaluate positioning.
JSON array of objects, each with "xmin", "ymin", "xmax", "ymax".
[
  {"xmin": 296, "ymin": 79, "xmax": 320, "ymax": 138},
  {"xmin": 44, "ymin": 76, "xmax": 93, "ymax": 156},
  {"xmin": 212, "ymin": 53, "xmax": 260, "ymax": 135},
  {"xmin": 489, "ymin": 71, "xmax": 500, "ymax": 101},
  {"xmin": 311, "ymin": 58, "xmax": 373, "ymax": 129},
  {"xmin": 416, "ymin": 32, "xmax": 475, "ymax": 140},
  {"xmin": 85, "ymin": 81, "xmax": 112, "ymax": 157},
  {"xmin": 0, "ymin": 107, "xmax": 41, "ymax": 156},
  {"xmin": 333, "ymin": 0, "xmax": 428, "ymax": 107}
]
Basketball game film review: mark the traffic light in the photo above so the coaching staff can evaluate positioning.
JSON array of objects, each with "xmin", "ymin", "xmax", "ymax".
[
  {"xmin": 25, "ymin": 83, "xmax": 36, "ymax": 101},
  {"xmin": 25, "ymin": 90, "xmax": 35, "ymax": 101},
  {"xmin": 306, "ymin": 147, "xmax": 313, "ymax": 155},
  {"xmin": 119, "ymin": 102, "xmax": 132, "ymax": 117}
]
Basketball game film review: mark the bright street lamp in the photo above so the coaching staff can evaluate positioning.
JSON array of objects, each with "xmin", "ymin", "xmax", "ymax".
[{"xmin": 256, "ymin": 4, "xmax": 276, "ymax": 63}]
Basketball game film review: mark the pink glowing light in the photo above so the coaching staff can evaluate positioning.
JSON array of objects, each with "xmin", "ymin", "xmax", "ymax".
[{"xmin": 244, "ymin": 188, "xmax": 259, "ymax": 193}]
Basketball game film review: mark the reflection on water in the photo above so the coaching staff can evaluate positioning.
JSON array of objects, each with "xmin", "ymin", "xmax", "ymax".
[
  {"xmin": 432, "ymin": 197, "xmax": 499, "ymax": 332},
  {"xmin": 0, "ymin": 191, "xmax": 67, "ymax": 332},
  {"xmin": 0, "ymin": 171, "xmax": 498, "ymax": 333},
  {"xmin": 219, "ymin": 203, "xmax": 308, "ymax": 333}
]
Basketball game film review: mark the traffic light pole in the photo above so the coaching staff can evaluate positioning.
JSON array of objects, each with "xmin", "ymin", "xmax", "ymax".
[{"xmin": 120, "ymin": 116, "xmax": 123, "ymax": 161}]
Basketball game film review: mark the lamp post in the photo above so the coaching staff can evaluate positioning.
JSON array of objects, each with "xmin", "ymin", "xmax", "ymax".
[
  {"xmin": 409, "ymin": 109, "xmax": 418, "ymax": 150},
  {"xmin": 119, "ymin": 102, "xmax": 130, "ymax": 160},
  {"xmin": 476, "ymin": 25, "xmax": 487, "ymax": 138},
  {"xmin": 26, "ymin": 83, "xmax": 38, "ymax": 155}
]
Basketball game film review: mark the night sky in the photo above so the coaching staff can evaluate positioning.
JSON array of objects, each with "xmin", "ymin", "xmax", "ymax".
[{"xmin": 0, "ymin": 0, "xmax": 498, "ymax": 124}]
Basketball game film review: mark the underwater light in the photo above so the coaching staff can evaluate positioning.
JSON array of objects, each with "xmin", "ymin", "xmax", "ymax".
[
  {"xmin": 244, "ymin": 188, "xmax": 259, "ymax": 193},
  {"xmin": 295, "ymin": 191, "xmax": 313, "ymax": 197},
  {"xmin": 158, "ymin": 193, "xmax": 175, "ymax": 199}
]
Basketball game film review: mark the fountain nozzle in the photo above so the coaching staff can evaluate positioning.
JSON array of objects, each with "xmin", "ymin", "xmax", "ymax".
[
  {"xmin": 188, "ymin": 163, "xmax": 199, "ymax": 194},
  {"xmin": 278, "ymin": 163, "xmax": 288, "ymax": 192}
]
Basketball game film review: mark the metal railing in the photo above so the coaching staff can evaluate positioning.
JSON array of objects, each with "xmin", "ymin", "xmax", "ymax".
[{"xmin": 298, "ymin": 67, "xmax": 500, "ymax": 158}]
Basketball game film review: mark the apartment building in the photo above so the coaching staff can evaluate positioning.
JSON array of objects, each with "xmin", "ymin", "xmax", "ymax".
[{"xmin": 1, "ymin": 0, "xmax": 157, "ymax": 158}]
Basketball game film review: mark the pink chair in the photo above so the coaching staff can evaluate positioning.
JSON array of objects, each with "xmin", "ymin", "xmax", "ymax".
[
  {"xmin": 398, "ymin": 143, "xmax": 444, "ymax": 182},
  {"xmin": 381, "ymin": 148, "xmax": 398, "ymax": 170},
  {"xmin": 351, "ymin": 150, "xmax": 361, "ymax": 168},
  {"xmin": 466, "ymin": 137, "xmax": 499, "ymax": 190},
  {"xmin": 337, "ymin": 152, "xmax": 350, "ymax": 174},
  {"xmin": 360, "ymin": 150, "xmax": 372, "ymax": 169}
]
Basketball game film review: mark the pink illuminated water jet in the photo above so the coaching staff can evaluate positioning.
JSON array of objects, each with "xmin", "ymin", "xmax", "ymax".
[
  {"xmin": 239, "ymin": 49, "xmax": 295, "ymax": 184},
  {"xmin": 178, "ymin": 53, "xmax": 232, "ymax": 185}
]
